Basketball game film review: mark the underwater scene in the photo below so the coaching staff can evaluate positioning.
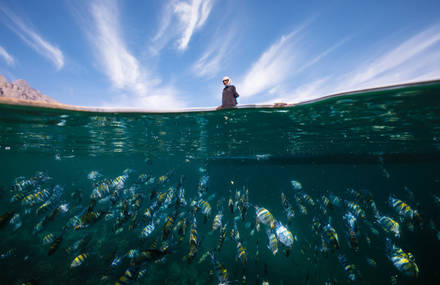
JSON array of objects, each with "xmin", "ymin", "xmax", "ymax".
[{"xmin": 1, "ymin": 81, "xmax": 440, "ymax": 285}]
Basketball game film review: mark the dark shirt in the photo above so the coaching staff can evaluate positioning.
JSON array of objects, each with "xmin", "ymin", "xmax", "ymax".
[{"xmin": 222, "ymin": 85, "xmax": 239, "ymax": 107}]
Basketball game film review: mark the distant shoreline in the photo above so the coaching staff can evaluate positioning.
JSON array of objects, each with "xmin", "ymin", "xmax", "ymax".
[{"xmin": 1, "ymin": 79, "xmax": 439, "ymax": 113}]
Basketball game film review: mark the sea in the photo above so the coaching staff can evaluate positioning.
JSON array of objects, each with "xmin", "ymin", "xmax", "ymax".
[{"xmin": 0, "ymin": 81, "xmax": 439, "ymax": 285}]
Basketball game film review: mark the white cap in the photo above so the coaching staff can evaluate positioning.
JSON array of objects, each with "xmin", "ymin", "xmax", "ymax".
[{"xmin": 222, "ymin": 76, "xmax": 230, "ymax": 82}]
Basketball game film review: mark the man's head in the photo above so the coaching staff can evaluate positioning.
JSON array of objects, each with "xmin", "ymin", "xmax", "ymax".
[{"xmin": 222, "ymin": 76, "xmax": 230, "ymax": 86}]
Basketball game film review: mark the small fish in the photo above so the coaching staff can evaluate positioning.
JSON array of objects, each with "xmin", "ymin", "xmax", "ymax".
[
  {"xmin": 386, "ymin": 238, "xmax": 419, "ymax": 278},
  {"xmin": 36, "ymin": 201, "xmax": 52, "ymax": 215},
  {"xmin": 212, "ymin": 212, "xmax": 223, "ymax": 231},
  {"xmin": 115, "ymin": 267, "xmax": 137, "ymax": 285},
  {"xmin": 111, "ymin": 256, "xmax": 123, "ymax": 267},
  {"xmin": 137, "ymin": 173, "xmax": 151, "ymax": 183},
  {"xmin": 324, "ymin": 224, "xmax": 340, "ymax": 250},
  {"xmin": 366, "ymin": 257, "xmax": 377, "ymax": 267},
  {"xmin": 197, "ymin": 251, "xmax": 210, "ymax": 264},
  {"xmin": 236, "ymin": 240, "xmax": 247, "ymax": 265},
  {"xmin": 71, "ymin": 253, "xmax": 88, "ymax": 268},
  {"xmin": 301, "ymin": 193, "xmax": 315, "ymax": 207},
  {"xmin": 111, "ymin": 174, "xmax": 128, "ymax": 190},
  {"xmin": 22, "ymin": 189, "xmax": 50, "ymax": 206},
  {"xmin": 338, "ymin": 254, "xmax": 356, "ymax": 281},
  {"xmin": 141, "ymin": 223, "xmax": 155, "ymax": 238},
  {"xmin": 290, "ymin": 180, "xmax": 302, "ymax": 190},
  {"xmin": 312, "ymin": 217, "xmax": 322, "ymax": 236},
  {"xmin": 377, "ymin": 215, "xmax": 400, "ymax": 238},
  {"xmin": 281, "ymin": 192, "xmax": 295, "ymax": 220},
  {"xmin": 199, "ymin": 200, "xmax": 212, "ymax": 223},
  {"xmin": 42, "ymin": 233, "xmax": 55, "ymax": 245},
  {"xmin": 275, "ymin": 222, "xmax": 294, "ymax": 248},
  {"xmin": 90, "ymin": 182, "xmax": 110, "ymax": 200},
  {"xmin": 389, "ymin": 196, "xmax": 418, "ymax": 221},
  {"xmin": 345, "ymin": 201, "xmax": 366, "ymax": 219},
  {"xmin": 255, "ymin": 206, "xmax": 275, "ymax": 229},
  {"xmin": 87, "ymin": 170, "xmax": 101, "ymax": 180},
  {"xmin": 267, "ymin": 231, "xmax": 278, "ymax": 255},
  {"xmin": 187, "ymin": 216, "xmax": 199, "ymax": 263},
  {"xmin": 130, "ymin": 248, "xmax": 170, "ymax": 267},
  {"xmin": 329, "ymin": 193, "xmax": 342, "ymax": 207},
  {"xmin": 127, "ymin": 249, "xmax": 139, "ymax": 259},
  {"xmin": 48, "ymin": 232, "xmax": 64, "ymax": 256},
  {"xmin": 343, "ymin": 212, "xmax": 359, "ymax": 252},
  {"xmin": 228, "ymin": 197, "xmax": 234, "ymax": 213},
  {"xmin": 217, "ymin": 224, "xmax": 227, "ymax": 251},
  {"xmin": 321, "ymin": 195, "xmax": 332, "ymax": 211},
  {"xmin": 162, "ymin": 214, "xmax": 175, "ymax": 241},
  {"xmin": 210, "ymin": 251, "xmax": 229, "ymax": 284},
  {"xmin": 9, "ymin": 213, "xmax": 22, "ymax": 231}
]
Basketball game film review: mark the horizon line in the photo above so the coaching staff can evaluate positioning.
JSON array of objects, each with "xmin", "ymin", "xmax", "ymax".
[{"xmin": 1, "ymin": 79, "xmax": 439, "ymax": 114}]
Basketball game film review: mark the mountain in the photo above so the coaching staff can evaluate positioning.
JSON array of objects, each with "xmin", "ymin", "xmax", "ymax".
[{"xmin": 0, "ymin": 75, "xmax": 58, "ymax": 104}]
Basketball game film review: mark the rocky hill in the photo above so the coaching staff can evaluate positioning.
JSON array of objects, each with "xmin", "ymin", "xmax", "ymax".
[{"xmin": 0, "ymin": 74, "xmax": 58, "ymax": 104}]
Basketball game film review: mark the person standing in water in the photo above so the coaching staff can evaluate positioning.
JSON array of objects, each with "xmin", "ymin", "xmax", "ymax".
[{"xmin": 217, "ymin": 76, "xmax": 239, "ymax": 109}]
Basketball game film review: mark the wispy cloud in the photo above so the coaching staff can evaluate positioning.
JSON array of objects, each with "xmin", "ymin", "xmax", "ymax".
[
  {"xmin": 175, "ymin": 0, "xmax": 214, "ymax": 50},
  {"xmin": 295, "ymin": 37, "xmax": 349, "ymax": 74},
  {"xmin": 90, "ymin": 1, "xmax": 147, "ymax": 92},
  {"xmin": 0, "ymin": 6, "xmax": 64, "ymax": 70},
  {"xmin": 239, "ymin": 29, "xmax": 302, "ymax": 98},
  {"xmin": 258, "ymin": 24, "xmax": 440, "ymax": 105},
  {"xmin": 87, "ymin": 0, "xmax": 185, "ymax": 110},
  {"xmin": 151, "ymin": 0, "xmax": 215, "ymax": 53},
  {"xmin": 192, "ymin": 29, "xmax": 235, "ymax": 79},
  {"xmin": 258, "ymin": 77, "xmax": 330, "ymax": 105},
  {"xmin": 336, "ymin": 24, "xmax": 440, "ymax": 92},
  {"xmin": 0, "ymin": 46, "xmax": 14, "ymax": 66}
]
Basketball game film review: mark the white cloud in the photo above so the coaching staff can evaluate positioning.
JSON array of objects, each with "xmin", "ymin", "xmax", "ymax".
[
  {"xmin": 336, "ymin": 24, "xmax": 440, "ymax": 92},
  {"xmin": 258, "ymin": 24, "xmax": 440, "ymax": 105},
  {"xmin": 256, "ymin": 77, "xmax": 330, "ymax": 105},
  {"xmin": 90, "ymin": 1, "xmax": 147, "ymax": 92},
  {"xmin": 239, "ymin": 30, "xmax": 300, "ymax": 98},
  {"xmin": 101, "ymin": 85, "xmax": 186, "ymax": 110},
  {"xmin": 88, "ymin": 0, "xmax": 185, "ymax": 110},
  {"xmin": 0, "ymin": 46, "xmax": 14, "ymax": 66},
  {"xmin": 175, "ymin": 0, "xmax": 214, "ymax": 50},
  {"xmin": 295, "ymin": 38, "xmax": 349, "ymax": 74},
  {"xmin": 151, "ymin": 0, "xmax": 214, "ymax": 53},
  {"xmin": 0, "ymin": 7, "xmax": 64, "ymax": 70},
  {"xmin": 192, "ymin": 29, "xmax": 235, "ymax": 78}
]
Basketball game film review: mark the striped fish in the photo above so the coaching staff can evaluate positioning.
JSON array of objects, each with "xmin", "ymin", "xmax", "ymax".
[{"xmin": 71, "ymin": 253, "xmax": 88, "ymax": 268}]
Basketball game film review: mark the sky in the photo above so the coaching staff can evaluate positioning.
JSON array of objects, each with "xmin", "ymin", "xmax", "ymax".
[{"xmin": 0, "ymin": 0, "xmax": 439, "ymax": 110}]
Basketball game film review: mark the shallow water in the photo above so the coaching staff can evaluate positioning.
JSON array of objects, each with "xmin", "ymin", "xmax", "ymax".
[{"xmin": 1, "ymin": 81, "xmax": 440, "ymax": 284}]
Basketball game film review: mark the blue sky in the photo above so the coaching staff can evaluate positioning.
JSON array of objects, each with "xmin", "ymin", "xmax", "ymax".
[{"xmin": 0, "ymin": 0, "xmax": 439, "ymax": 110}]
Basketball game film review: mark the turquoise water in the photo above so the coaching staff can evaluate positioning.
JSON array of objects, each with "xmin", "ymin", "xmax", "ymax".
[{"xmin": 1, "ymin": 81, "xmax": 440, "ymax": 284}]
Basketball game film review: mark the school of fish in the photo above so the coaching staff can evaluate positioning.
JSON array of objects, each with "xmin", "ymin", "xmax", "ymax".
[{"xmin": 0, "ymin": 165, "xmax": 437, "ymax": 285}]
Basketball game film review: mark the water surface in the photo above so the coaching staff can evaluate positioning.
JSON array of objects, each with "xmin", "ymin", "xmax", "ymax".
[{"xmin": 1, "ymin": 81, "xmax": 440, "ymax": 284}]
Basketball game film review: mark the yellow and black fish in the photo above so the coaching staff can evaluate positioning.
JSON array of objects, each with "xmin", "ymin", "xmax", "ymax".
[
  {"xmin": 115, "ymin": 267, "xmax": 137, "ymax": 285},
  {"xmin": 338, "ymin": 254, "xmax": 356, "ymax": 281},
  {"xmin": 236, "ymin": 241, "xmax": 247, "ymax": 265},
  {"xmin": 48, "ymin": 230, "xmax": 65, "ymax": 256},
  {"xmin": 162, "ymin": 214, "xmax": 175, "ymax": 241},
  {"xmin": 217, "ymin": 224, "xmax": 227, "ymax": 251},
  {"xmin": 210, "ymin": 251, "xmax": 229, "ymax": 284},
  {"xmin": 386, "ymin": 238, "xmax": 419, "ymax": 278},
  {"xmin": 187, "ymin": 217, "xmax": 199, "ymax": 263},
  {"xmin": 255, "ymin": 206, "xmax": 275, "ymax": 229},
  {"xmin": 71, "ymin": 253, "xmax": 88, "ymax": 268}
]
